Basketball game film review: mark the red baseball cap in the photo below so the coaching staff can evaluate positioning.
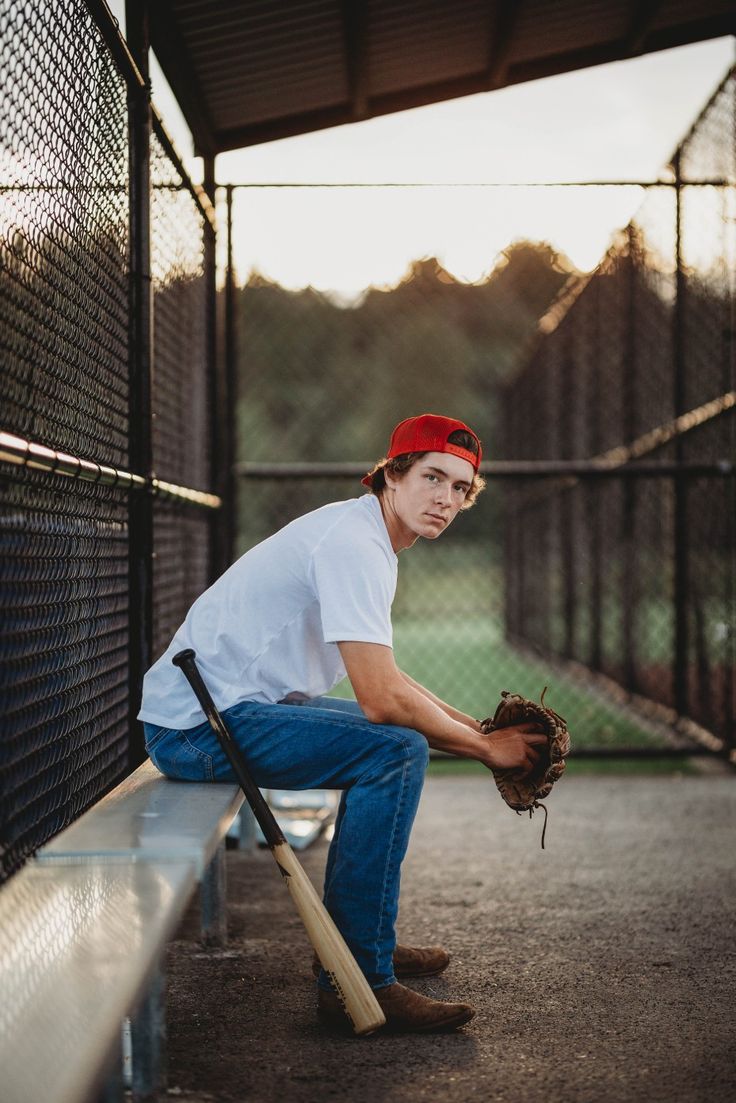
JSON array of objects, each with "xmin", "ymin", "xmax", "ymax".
[{"xmin": 362, "ymin": 413, "xmax": 482, "ymax": 487}]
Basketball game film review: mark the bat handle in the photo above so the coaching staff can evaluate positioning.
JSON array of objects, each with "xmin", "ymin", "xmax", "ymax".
[{"xmin": 172, "ymin": 648, "xmax": 285, "ymax": 849}]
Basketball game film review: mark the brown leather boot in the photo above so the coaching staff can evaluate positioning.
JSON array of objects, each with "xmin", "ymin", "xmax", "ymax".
[
  {"xmin": 318, "ymin": 982, "xmax": 475, "ymax": 1034},
  {"xmin": 312, "ymin": 943, "xmax": 450, "ymax": 980}
]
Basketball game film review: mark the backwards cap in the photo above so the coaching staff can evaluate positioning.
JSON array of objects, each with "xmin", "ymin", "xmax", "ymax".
[{"xmin": 362, "ymin": 413, "xmax": 482, "ymax": 487}]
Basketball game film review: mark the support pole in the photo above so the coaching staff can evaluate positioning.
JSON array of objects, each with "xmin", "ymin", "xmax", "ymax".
[
  {"xmin": 588, "ymin": 277, "xmax": 603, "ymax": 672},
  {"xmin": 673, "ymin": 151, "xmax": 690, "ymax": 718},
  {"xmin": 224, "ymin": 185, "xmax": 238, "ymax": 567},
  {"xmin": 100, "ymin": 1040, "xmax": 125, "ymax": 1103},
  {"xmin": 622, "ymin": 222, "xmax": 638, "ymax": 694},
  {"xmin": 203, "ymin": 155, "xmax": 222, "ymax": 582},
  {"xmin": 126, "ymin": 0, "xmax": 154, "ymax": 769},
  {"xmin": 560, "ymin": 335, "xmax": 576, "ymax": 659},
  {"xmin": 130, "ymin": 964, "xmax": 167, "ymax": 1102},
  {"xmin": 200, "ymin": 842, "xmax": 227, "ymax": 947}
]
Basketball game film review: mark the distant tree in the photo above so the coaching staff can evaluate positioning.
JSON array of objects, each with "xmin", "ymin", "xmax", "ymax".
[{"xmin": 235, "ymin": 240, "xmax": 575, "ymax": 466}]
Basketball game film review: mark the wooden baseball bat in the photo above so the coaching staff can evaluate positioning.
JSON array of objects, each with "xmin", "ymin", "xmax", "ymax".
[{"xmin": 172, "ymin": 648, "xmax": 385, "ymax": 1036}]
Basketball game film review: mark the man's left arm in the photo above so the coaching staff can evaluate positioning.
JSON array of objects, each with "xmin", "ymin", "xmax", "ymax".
[{"xmin": 400, "ymin": 671, "xmax": 481, "ymax": 732}]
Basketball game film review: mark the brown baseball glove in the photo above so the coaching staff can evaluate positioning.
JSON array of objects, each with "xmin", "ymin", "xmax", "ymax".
[{"xmin": 479, "ymin": 688, "xmax": 570, "ymax": 848}]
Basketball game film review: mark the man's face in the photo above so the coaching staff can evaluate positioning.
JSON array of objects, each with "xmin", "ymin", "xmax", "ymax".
[{"xmin": 382, "ymin": 451, "xmax": 475, "ymax": 551}]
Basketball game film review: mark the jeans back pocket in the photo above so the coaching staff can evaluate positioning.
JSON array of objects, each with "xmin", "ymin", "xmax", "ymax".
[{"xmin": 144, "ymin": 724, "xmax": 214, "ymax": 782}]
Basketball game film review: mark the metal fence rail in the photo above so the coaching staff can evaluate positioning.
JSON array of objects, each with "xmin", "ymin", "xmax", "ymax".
[{"xmin": 0, "ymin": 0, "xmax": 220, "ymax": 880}]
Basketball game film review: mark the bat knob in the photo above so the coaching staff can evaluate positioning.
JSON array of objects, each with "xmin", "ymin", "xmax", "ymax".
[{"xmin": 172, "ymin": 648, "xmax": 196, "ymax": 667}]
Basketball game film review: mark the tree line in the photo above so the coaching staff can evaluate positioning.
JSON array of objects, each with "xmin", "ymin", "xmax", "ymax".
[{"xmin": 235, "ymin": 241, "xmax": 574, "ymax": 467}]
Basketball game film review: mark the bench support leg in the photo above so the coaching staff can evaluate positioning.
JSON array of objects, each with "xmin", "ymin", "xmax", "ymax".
[
  {"xmin": 99, "ymin": 1037, "xmax": 125, "ymax": 1103},
  {"xmin": 238, "ymin": 806, "xmax": 257, "ymax": 850},
  {"xmin": 201, "ymin": 841, "xmax": 227, "ymax": 946},
  {"xmin": 131, "ymin": 962, "xmax": 167, "ymax": 1102}
]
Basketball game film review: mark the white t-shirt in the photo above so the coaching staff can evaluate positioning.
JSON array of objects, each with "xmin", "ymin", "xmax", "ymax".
[{"xmin": 138, "ymin": 494, "xmax": 397, "ymax": 729}]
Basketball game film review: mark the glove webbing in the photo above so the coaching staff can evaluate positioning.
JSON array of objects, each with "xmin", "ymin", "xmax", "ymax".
[{"xmin": 483, "ymin": 687, "xmax": 567, "ymax": 849}]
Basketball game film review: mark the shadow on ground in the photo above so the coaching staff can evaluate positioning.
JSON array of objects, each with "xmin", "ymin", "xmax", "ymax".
[{"xmin": 163, "ymin": 769, "xmax": 736, "ymax": 1103}]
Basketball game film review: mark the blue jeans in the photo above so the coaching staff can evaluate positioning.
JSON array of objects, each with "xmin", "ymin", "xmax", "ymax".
[{"xmin": 144, "ymin": 696, "xmax": 429, "ymax": 989}]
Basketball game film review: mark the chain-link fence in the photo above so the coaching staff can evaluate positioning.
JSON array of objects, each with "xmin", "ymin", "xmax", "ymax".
[
  {"xmin": 2, "ymin": 5, "xmax": 733, "ymax": 882},
  {"xmin": 149, "ymin": 118, "xmax": 215, "ymax": 660},
  {"xmin": 231, "ymin": 72, "xmax": 735, "ymax": 760},
  {"xmin": 0, "ymin": 0, "xmax": 219, "ymax": 880},
  {"xmin": 505, "ymin": 73, "xmax": 735, "ymax": 752}
]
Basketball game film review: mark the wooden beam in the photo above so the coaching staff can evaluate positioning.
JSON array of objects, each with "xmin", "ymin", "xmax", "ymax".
[
  {"xmin": 147, "ymin": 0, "xmax": 218, "ymax": 156},
  {"xmin": 211, "ymin": 11, "xmax": 736, "ymax": 152},
  {"xmin": 486, "ymin": 0, "xmax": 523, "ymax": 89},
  {"xmin": 340, "ymin": 0, "xmax": 370, "ymax": 120},
  {"xmin": 624, "ymin": 0, "xmax": 664, "ymax": 56}
]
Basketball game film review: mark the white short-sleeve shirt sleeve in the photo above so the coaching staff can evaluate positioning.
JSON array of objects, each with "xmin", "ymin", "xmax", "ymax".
[{"xmin": 312, "ymin": 514, "xmax": 397, "ymax": 647}]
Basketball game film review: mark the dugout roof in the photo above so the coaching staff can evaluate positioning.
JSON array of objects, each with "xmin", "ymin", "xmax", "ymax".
[{"xmin": 148, "ymin": 0, "xmax": 736, "ymax": 155}]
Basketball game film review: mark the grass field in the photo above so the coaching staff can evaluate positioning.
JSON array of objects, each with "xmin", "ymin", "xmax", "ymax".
[
  {"xmin": 325, "ymin": 537, "xmax": 699, "ymax": 753},
  {"xmin": 426, "ymin": 756, "xmax": 699, "ymax": 777},
  {"xmin": 331, "ymin": 614, "xmax": 671, "ymax": 750}
]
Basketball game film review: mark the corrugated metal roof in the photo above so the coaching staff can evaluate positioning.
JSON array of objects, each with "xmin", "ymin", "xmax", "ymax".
[{"xmin": 148, "ymin": 0, "xmax": 736, "ymax": 154}]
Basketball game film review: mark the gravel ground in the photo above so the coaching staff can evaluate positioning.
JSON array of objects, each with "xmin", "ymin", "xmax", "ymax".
[{"xmin": 161, "ymin": 769, "xmax": 736, "ymax": 1103}]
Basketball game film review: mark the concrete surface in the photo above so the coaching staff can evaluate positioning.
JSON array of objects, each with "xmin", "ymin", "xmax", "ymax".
[{"xmin": 162, "ymin": 771, "xmax": 736, "ymax": 1103}]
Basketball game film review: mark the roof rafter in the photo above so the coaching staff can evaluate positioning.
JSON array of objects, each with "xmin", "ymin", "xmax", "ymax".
[
  {"xmin": 624, "ymin": 0, "xmax": 664, "ymax": 55},
  {"xmin": 148, "ymin": 2, "xmax": 736, "ymax": 155},
  {"xmin": 147, "ymin": 0, "xmax": 218, "ymax": 156},
  {"xmin": 486, "ymin": 0, "xmax": 524, "ymax": 89},
  {"xmin": 340, "ymin": 0, "xmax": 370, "ymax": 120}
]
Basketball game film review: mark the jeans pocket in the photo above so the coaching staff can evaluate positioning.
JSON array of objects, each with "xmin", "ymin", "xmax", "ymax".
[
  {"xmin": 144, "ymin": 724, "xmax": 170, "ymax": 754},
  {"xmin": 145, "ymin": 725, "xmax": 214, "ymax": 782}
]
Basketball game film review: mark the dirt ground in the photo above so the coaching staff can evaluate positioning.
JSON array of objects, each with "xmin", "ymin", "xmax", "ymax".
[{"xmin": 161, "ymin": 768, "xmax": 736, "ymax": 1103}]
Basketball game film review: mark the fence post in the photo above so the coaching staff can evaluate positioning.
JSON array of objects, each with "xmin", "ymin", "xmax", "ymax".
[
  {"xmin": 126, "ymin": 0, "xmax": 154, "ymax": 769},
  {"xmin": 560, "ymin": 331, "xmax": 576, "ymax": 659},
  {"xmin": 502, "ymin": 378, "xmax": 519, "ymax": 641},
  {"xmin": 588, "ymin": 277, "xmax": 602, "ymax": 672},
  {"xmin": 621, "ymin": 223, "xmax": 638, "ymax": 694},
  {"xmin": 672, "ymin": 151, "xmax": 690, "ymax": 719},
  {"xmin": 537, "ymin": 351, "xmax": 552, "ymax": 651},
  {"xmin": 203, "ymin": 156, "xmax": 223, "ymax": 582},
  {"xmin": 224, "ymin": 185, "xmax": 238, "ymax": 567}
]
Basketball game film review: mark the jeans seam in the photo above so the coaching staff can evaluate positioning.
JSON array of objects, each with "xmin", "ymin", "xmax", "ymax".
[
  {"xmin": 322, "ymin": 793, "xmax": 347, "ymax": 902},
  {"xmin": 374, "ymin": 737, "xmax": 412, "ymax": 982},
  {"xmin": 180, "ymin": 731, "xmax": 215, "ymax": 780},
  {"xmin": 226, "ymin": 702, "xmax": 411, "ymax": 739},
  {"xmin": 319, "ymin": 723, "xmax": 419, "ymax": 903}
]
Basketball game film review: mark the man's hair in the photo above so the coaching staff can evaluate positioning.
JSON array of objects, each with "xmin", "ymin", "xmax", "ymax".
[{"xmin": 365, "ymin": 429, "xmax": 486, "ymax": 509}]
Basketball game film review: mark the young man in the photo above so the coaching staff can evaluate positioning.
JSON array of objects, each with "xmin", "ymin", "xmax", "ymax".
[{"xmin": 139, "ymin": 413, "xmax": 545, "ymax": 1033}]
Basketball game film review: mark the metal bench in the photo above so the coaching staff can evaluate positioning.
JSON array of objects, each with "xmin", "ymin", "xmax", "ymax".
[
  {"xmin": 3, "ymin": 758, "xmax": 335, "ymax": 1101},
  {"xmin": 37, "ymin": 759, "xmax": 244, "ymax": 946},
  {"xmin": 2, "ymin": 760, "xmax": 245, "ymax": 1102},
  {"xmin": 0, "ymin": 858, "xmax": 196, "ymax": 1103}
]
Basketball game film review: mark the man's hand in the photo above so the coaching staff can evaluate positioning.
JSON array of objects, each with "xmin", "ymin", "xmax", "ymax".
[
  {"xmin": 337, "ymin": 641, "xmax": 548, "ymax": 771},
  {"xmin": 479, "ymin": 724, "xmax": 548, "ymax": 776}
]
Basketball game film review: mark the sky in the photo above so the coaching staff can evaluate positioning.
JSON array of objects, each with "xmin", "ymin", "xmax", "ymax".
[{"xmin": 108, "ymin": 3, "xmax": 733, "ymax": 300}]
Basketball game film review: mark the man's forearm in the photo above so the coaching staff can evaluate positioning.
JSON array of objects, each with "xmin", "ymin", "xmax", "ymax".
[
  {"xmin": 338, "ymin": 642, "xmax": 544, "ymax": 775},
  {"xmin": 375, "ymin": 682, "xmax": 546, "ymax": 776},
  {"xmin": 377, "ymin": 678, "xmax": 487, "ymax": 760},
  {"xmin": 400, "ymin": 671, "xmax": 481, "ymax": 732}
]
